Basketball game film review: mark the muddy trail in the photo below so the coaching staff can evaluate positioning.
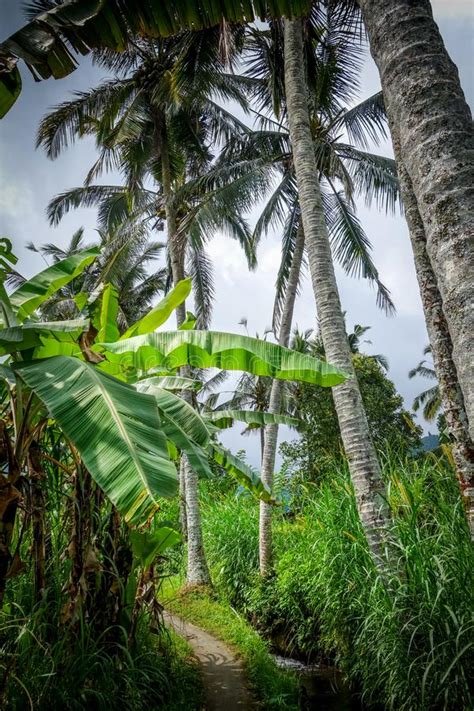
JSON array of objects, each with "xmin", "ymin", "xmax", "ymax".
[{"xmin": 164, "ymin": 611, "xmax": 255, "ymax": 710}]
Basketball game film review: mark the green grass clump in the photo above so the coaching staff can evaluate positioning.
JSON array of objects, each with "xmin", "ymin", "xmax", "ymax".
[
  {"xmin": 160, "ymin": 577, "xmax": 299, "ymax": 709},
  {"xmin": 199, "ymin": 457, "xmax": 474, "ymax": 710},
  {"xmin": 0, "ymin": 599, "xmax": 202, "ymax": 710}
]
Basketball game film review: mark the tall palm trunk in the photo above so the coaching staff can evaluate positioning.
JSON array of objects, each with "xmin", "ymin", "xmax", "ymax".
[
  {"xmin": 259, "ymin": 223, "xmax": 305, "ymax": 576},
  {"xmin": 160, "ymin": 121, "xmax": 211, "ymax": 587},
  {"xmin": 392, "ymin": 131, "xmax": 474, "ymax": 537},
  {"xmin": 358, "ymin": 0, "xmax": 474, "ymax": 437},
  {"xmin": 283, "ymin": 19, "xmax": 388, "ymax": 563}
]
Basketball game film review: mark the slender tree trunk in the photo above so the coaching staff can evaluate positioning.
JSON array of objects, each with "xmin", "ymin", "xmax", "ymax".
[
  {"xmin": 259, "ymin": 223, "xmax": 305, "ymax": 576},
  {"xmin": 283, "ymin": 19, "xmax": 388, "ymax": 564},
  {"xmin": 391, "ymin": 131, "xmax": 474, "ymax": 537},
  {"xmin": 160, "ymin": 122, "xmax": 211, "ymax": 587},
  {"xmin": 358, "ymin": 0, "xmax": 474, "ymax": 437},
  {"xmin": 178, "ymin": 458, "xmax": 188, "ymax": 541}
]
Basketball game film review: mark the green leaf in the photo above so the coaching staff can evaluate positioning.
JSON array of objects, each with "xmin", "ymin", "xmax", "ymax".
[
  {"xmin": 130, "ymin": 524, "xmax": 181, "ymax": 569},
  {"xmin": 178, "ymin": 311, "xmax": 197, "ymax": 330},
  {"xmin": 136, "ymin": 382, "xmax": 213, "ymax": 479},
  {"xmin": 103, "ymin": 330, "xmax": 348, "ymax": 386},
  {"xmin": 0, "ymin": 318, "xmax": 88, "ymax": 356},
  {"xmin": 150, "ymin": 387, "xmax": 210, "ymax": 448},
  {"xmin": 9, "ymin": 247, "xmax": 100, "ymax": 322},
  {"xmin": 136, "ymin": 375, "xmax": 202, "ymax": 392},
  {"xmin": 97, "ymin": 283, "xmax": 120, "ymax": 343},
  {"xmin": 203, "ymin": 409, "xmax": 301, "ymax": 431},
  {"xmin": 0, "ymin": 64, "xmax": 22, "ymax": 119},
  {"xmin": 210, "ymin": 443, "xmax": 273, "ymax": 503},
  {"xmin": 14, "ymin": 356, "xmax": 178, "ymax": 525},
  {"xmin": 120, "ymin": 278, "xmax": 191, "ymax": 340},
  {"xmin": 0, "ymin": 364, "xmax": 15, "ymax": 385}
]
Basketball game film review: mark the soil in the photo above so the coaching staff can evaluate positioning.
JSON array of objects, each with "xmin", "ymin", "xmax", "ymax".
[{"xmin": 164, "ymin": 611, "xmax": 256, "ymax": 711}]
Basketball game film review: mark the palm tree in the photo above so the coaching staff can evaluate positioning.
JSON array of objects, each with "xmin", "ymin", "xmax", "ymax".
[
  {"xmin": 225, "ymin": 15, "xmax": 396, "ymax": 572},
  {"xmin": 357, "ymin": 0, "xmax": 474, "ymax": 440},
  {"xmin": 409, "ymin": 347, "xmax": 442, "ymax": 423},
  {"xmin": 282, "ymin": 14, "xmax": 390, "ymax": 565},
  {"xmin": 37, "ymin": 30, "xmax": 257, "ymax": 587}
]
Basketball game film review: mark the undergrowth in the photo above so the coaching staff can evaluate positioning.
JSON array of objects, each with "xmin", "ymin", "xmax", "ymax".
[{"xmin": 196, "ymin": 455, "xmax": 474, "ymax": 710}]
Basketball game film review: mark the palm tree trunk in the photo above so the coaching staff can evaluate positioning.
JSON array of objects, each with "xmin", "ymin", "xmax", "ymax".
[
  {"xmin": 160, "ymin": 120, "xmax": 211, "ymax": 587},
  {"xmin": 178, "ymin": 458, "xmax": 188, "ymax": 541},
  {"xmin": 259, "ymin": 223, "xmax": 305, "ymax": 576},
  {"xmin": 358, "ymin": 0, "xmax": 474, "ymax": 438},
  {"xmin": 392, "ymin": 131, "xmax": 474, "ymax": 537},
  {"xmin": 283, "ymin": 19, "xmax": 388, "ymax": 564}
]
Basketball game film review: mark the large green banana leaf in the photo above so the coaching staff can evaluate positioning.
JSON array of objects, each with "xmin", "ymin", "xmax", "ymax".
[
  {"xmin": 203, "ymin": 409, "xmax": 301, "ymax": 431},
  {"xmin": 102, "ymin": 331, "xmax": 348, "ymax": 386},
  {"xmin": 0, "ymin": 318, "xmax": 88, "ymax": 356},
  {"xmin": 14, "ymin": 356, "xmax": 178, "ymax": 525},
  {"xmin": 9, "ymin": 247, "xmax": 100, "ymax": 322},
  {"xmin": 120, "ymin": 278, "xmax": 191, "ymax": 340},
  {"xmin": 210, "ymin": 444, "xmax": 273, "ymax": 503}
]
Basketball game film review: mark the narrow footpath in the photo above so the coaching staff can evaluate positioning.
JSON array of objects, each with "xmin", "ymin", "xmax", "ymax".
[{"xmin": 164, "ymin": 611, "xmax": 255, "ymax": 711}]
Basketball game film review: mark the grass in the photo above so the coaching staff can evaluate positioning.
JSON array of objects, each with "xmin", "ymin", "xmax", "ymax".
[
  {"xmin": 196, "ymin": 456, "xmax": 474, "ymax": 710},
  {"xmin": 0, "ymin": 602, "xmax": 204, "ymax": 711},
  {"xmin": 160, "ymin": 576, "xmax": 300, "ymax": 709}
]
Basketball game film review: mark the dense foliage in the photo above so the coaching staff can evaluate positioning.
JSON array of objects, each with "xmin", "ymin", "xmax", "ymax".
[
  {"xmin": 281, "ymin": 354, "xmax": 423, "ymax": 481},
  {"xmin": 195, "ymin": 457, "xmax": 474, "ymax": 710}
]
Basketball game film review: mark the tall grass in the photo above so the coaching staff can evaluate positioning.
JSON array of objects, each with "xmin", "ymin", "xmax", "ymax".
[{"xmin": 200, "ymin": 456, "xmax": 474, "ymax": 710}]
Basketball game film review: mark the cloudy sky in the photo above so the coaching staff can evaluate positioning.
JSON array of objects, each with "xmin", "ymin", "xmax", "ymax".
[{"xmin": 1, "ymin": 1, "xmax": 472, "ymax": 466}]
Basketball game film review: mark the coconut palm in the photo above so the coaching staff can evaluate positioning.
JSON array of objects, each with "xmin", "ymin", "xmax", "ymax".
[
  {"xmin": 215, "ymin": 14, "xmax": 396, "ymax": 572},
  {"xmin": 280, "ymin": 11, "xmax": 392, "ymax": 566},
  {"xmin": 3, "ymin": 3, "xmax": 472, "ymax": 440},
  {"xmin": 409, "ymin": 346, "xmax": 442, "ymax": 423}
]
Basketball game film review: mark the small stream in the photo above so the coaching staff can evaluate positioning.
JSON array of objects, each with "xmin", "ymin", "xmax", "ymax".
[{"xmin": 273, "ymin": 655, "xmax": 365, "ymax": 710}]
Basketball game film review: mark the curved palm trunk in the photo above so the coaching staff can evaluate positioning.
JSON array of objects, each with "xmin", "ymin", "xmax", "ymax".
[
  {"xmin": 392, "ymin": 131, "xmax": 474, "ymax": 537},
  {"xmin": 160, "ymin": 122, "xmax": 211, "ymax": 587},
  {"xmin": 259, "ymin": 223, "xmax": 305, "ymax": 576},
  {"xmin": 359, "ymin": 0, "xmax": 474, "ymax": 438},
  {"xmin": 283, "ymin": 19, "xmax": 388, "ymax": 564}
]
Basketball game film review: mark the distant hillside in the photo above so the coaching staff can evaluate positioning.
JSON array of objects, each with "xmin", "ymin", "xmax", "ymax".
[{"xmin": 421, "ymin": 433, "xmax": 440, "ymax": 452}]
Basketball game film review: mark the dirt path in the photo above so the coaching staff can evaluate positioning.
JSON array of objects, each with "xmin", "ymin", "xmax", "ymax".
[{"xmin": 164, "ymin": 611, "xmax": 255, "ymax": 710}]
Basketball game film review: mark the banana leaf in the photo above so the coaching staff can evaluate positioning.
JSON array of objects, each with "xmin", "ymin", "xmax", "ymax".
[
  {"xmin": 97, "ymin": 283, "xmax": 120, "ymax": 343},
  {"xmin": 14, "ymin": 355, "xmax": 178, "ymax": 525},
  {"xmin": 136, "ymin": 375, "xmax": 202, "ymax": 392},
  {"xmin": 203, "ymin": 409, "xmax": 301, "ymax": 431},
  {"xmin": 9, "ymin": 247, "xmax": 100, "ymax": 322},
  {"xmin": 130, "ymin": 524, "xmax": 181, "ymax": 569},
  {"xmin": 102, "ymin": 330, "xmax": 348, "ymax": 386},
  {"xmin": 120, "ymin": 278, "xmax": 191, "ymax": 340},
  {"xmin": 210, "ymin": 443, "xmax": 273, "ymax": 503},
  {"xmin": 0, "ymin": 318, "xmax": 88, "ymax": 356}
]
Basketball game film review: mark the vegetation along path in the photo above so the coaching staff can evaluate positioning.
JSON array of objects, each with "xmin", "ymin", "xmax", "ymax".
[{"xmin": 164, "ymin": 611, "xmax": 255, "ymax": 710}]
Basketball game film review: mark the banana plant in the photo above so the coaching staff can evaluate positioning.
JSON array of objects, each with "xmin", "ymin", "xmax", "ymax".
[{"xmin": 0, "ymin": 240, "xmax": 346, "ymax": 601}]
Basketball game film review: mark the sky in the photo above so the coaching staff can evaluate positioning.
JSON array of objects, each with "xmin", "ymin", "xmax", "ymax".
[{"xmin": 0, "ymin": 0, "xmax": 473, "ymax": 466}]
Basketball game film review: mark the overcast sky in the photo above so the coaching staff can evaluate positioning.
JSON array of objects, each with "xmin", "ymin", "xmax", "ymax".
[{"xmin": 1, "ymin": 1, "xmax": 472, "ymax": 466}]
